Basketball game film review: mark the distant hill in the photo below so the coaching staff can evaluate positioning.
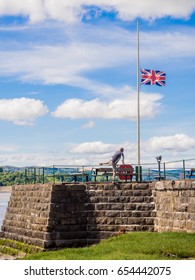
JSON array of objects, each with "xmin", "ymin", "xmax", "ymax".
[{"xmin": 0, "ymin": 166, "xmax": 27, "ymax": 172}]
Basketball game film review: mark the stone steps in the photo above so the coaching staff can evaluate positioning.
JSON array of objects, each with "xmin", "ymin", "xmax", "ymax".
[{"xmin": 1, "ymin": 182, "xmax": 156, "ymax": 249}]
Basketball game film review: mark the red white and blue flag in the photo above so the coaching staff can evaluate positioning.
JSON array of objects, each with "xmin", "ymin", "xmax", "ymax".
[{"xmin": 141, "ymin": 69, "xmax": 166, "ymax": 86}]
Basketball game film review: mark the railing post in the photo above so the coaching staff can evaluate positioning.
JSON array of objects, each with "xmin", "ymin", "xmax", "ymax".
[
  {"xmin": 38, "ymin": 168, "xmax": 40, "ymax": 183},
  {"xmin": 183, "ymin": 160, "xmax": 186, "ymax": 179},
  {"xmin": 163, "ymin": 162, "xmax": 166, "ymax": 180},
  {"xmin": 148, "ymin": 168, "xmax": 150, "ymax": 182},
  {"xmin": 82, "ymin": 166, "xmax": 84, "ymax": 182},
  {"xmin": 53, "ymin": 165, "xmax": 55, "ymax": 184},
  {"xmin": 43, "ymin": 167, "xmax": 45, "ymax": 184},
  {"xmin": 34, "ymin": 168, "xmax": 36, "ymax": 184},
  {"xmin": 136, "ymin": 165, "xmax": 142, "ymax": 181},
  {"xmin": 25, "ymin": 169, "xmax": 27, "ymax": 184}
]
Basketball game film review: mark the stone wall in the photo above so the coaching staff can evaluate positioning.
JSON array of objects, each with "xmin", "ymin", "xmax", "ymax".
[
  {"xmin": 1, "ymin": 180, "xmax": 195, "ymax": 249},
  {"xmin": 152, "ymin": 180, "xmax": 195, "ymax": 233},
  {"xmin": 1, "ymin": 182, "xmax": 155, "ymax": 249}
]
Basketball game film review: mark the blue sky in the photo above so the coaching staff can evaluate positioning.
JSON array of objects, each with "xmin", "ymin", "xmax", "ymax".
[{"xmin": 0, "ymin": 0, "xmax": 195, "ymax": 167}]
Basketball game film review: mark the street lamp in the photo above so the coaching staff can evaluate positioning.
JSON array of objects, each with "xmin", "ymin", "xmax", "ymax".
[{"xmin": 156, "ymin": 156, "xmax": 162, "ymax": 181}]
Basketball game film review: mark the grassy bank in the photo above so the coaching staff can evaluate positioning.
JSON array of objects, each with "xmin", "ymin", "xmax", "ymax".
[{"xmin": 24, "ymin": 232, "xmax": 195, "ymax": 260}]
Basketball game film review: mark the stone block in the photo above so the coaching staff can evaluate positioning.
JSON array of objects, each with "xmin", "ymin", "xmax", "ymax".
[
  {"xmin": 190, "ymin": 213, "xmax": 195, "ymax": 221},
  {"xmin": 114, "ymin": 217, "xmax": 128, "ymax": 225},
  {"xmin": 108, "ymin": 196, "xmax": 119, "ymax": 203},
  {"xmin": 95, "ymin": 203, "xmax": 110, "ymax": 210},
  {"xmin": 186, "ymin": 220, "xmax": 195, "ymax": 230},
  {"xmin": 124, "ymin": 203, "xmax": 137, "ymax": 210},
  {"xmin": 110, "ymin": 203, "xmax": 124, "ymax": 210},
  {"xmin": 136, "ymin": 203, "xmax": 155, "ymax": 211},
  {"xmin": 96, "ymin": 217, "xmax": 108, "ymax": 224},
  {"xmin": 105, "ymin": 211, "xmax": 120, "ymax": 217},
  {"xmin": 178, "ymin": 203, "xmax": 188, "ymax": 212},
  {"xmin": 188, "ymin": 204, "xmax": 195, "ymax": 213}
]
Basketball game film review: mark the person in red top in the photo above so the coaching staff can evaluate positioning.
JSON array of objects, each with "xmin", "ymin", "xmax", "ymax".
[{"xmin": 99, "ymin": 148, "xmax": 125, "ymax": 181}]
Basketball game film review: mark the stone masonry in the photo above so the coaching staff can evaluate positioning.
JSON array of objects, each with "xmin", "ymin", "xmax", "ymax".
[
  {"xmin": 1, "ymin": 180, "xmax": 195, "ymax": 249},
  {"xmin": 1, "ymin": 182, "xmax": 155, "ymax": 249},
  {"xmin": 152, "ymin": 180, "xmax": 195, "ymax": 233}
]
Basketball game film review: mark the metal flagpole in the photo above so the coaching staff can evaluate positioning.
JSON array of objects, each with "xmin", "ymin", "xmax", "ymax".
[{"xmin": 137, "ymin": 19, "xmax": 141, "ymax": 181}]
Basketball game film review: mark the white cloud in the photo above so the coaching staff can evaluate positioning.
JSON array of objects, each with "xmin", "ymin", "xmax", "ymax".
[
  {"xmin": 143, "ymin": 134, "xmax": 195, "ymax": 152},
  {"xmin": 0, "ymin": 153, "xmax": 53, "ymax": 166},
  {"xmin": 70, "ymin": 141, "xmax": 116, "ymax": 154},
  {"xmin": 52, "ymin": 92, "xmax": 162, "ymax": 120},
  {"xmin": 140, "ymin": 30, "xmax": 195, "ymax": 60},
  {"xmin": 1, "ymin": 134, "xmax": 195, "ymax": 167},
  {"xmin": 0, "ymin": 0, "xmax": 45, "ymax": 23},
  {"xmin": 0, "ymin": 42, "xmax": 131, "ymax": 87},
  {"xmin": 0, "ymin": 26, "xmax": 194, "ymax": 94},
  {"xmin": 0, "ymin": 97, "xmax": 48, "ymax": 126},
  {"xmin": 0, "ymin": 145, "xmax": 18, "ymax": 152},
  {"xmin": 0, "ymin": 152, "xmax": 90, "ymax": 167},
  {"xmin": 70, "ymin": 141, "xmax": 131, "ymax": 165},
  {"xmin": 70, "ymin": 134, "xmax": 195, "ymax": 165},
  {"xmin": 0, "ymin": 0, "xmax": 195, "ymax": 23},
  {"xmin": 110, "ymin": 0, "xmax": 195, "ymax": 21},
  {"xmin": 81, "ymin": 121, "xmax": 95, "ymax": 129}
]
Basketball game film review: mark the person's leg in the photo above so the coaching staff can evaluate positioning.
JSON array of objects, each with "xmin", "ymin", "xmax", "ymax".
[
  {"xmin": 112, "ymin": 163, "xmax": 117, "ymax": 181},
  {"xmin": 99, "ymin": 160, "xmax": 112, "ymax": 165},
  {"xmin": 99, "ymin": 162, "xmax": 109, "ymax": 165}
]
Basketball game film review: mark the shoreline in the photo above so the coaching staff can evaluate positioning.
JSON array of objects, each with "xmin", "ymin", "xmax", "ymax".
[{"xmin": 0, "ymin": 186, "xmax": 12, "ymax": 193}]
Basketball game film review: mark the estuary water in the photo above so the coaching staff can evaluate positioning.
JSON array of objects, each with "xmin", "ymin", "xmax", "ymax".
[{"xmin": 0, "ymin": 192, "xmax": 10, "ymax": 228}]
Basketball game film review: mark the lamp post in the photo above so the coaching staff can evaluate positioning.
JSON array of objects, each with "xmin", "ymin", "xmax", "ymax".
[{"xmin": 156, "ymin": 156, "xmax": 162, "ymax": 181}]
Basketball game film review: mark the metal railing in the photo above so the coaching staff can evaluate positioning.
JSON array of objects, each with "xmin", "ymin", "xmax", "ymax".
[{"xmin": 1, "ymin": 159, "xmax": 195, "ymax": 185}]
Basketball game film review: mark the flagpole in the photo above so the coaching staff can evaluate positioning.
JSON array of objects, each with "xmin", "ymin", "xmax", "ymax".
[{"xmin": 137, "ymin": 19, "xmax": 141, "ymax": 181}]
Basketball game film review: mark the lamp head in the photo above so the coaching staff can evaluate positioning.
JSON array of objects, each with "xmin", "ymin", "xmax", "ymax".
[{"xmin": 156, "ymin": 156, "xmax": 162, "ymax": 162}]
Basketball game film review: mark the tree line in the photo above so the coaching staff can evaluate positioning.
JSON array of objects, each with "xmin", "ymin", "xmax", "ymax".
[{"xmin": 0, "ymin": 169, "xmax": 79, "ymax": 186}]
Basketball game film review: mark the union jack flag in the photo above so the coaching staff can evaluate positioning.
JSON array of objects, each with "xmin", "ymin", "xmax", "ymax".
[{"xmin": 141, "ymin": 69, "xmax": 166, "ymax": 86}]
